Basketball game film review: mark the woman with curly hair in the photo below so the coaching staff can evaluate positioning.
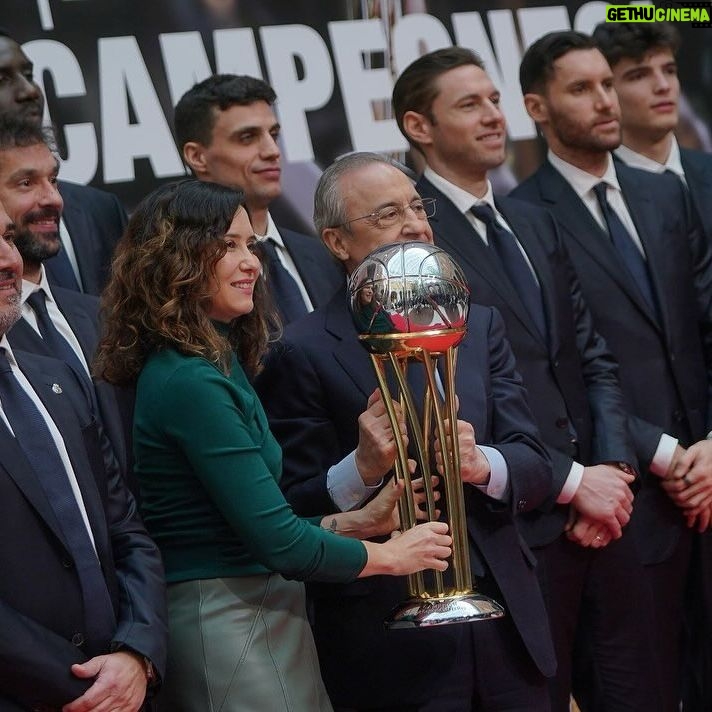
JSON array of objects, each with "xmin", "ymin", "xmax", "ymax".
[{"xmin": 94, "ymin": 179, "xmax": 451, "ymax": 712}]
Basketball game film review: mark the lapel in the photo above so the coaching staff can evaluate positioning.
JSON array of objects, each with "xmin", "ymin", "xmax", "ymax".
[
  {"xmin": 59, "ymin": 187, "xmax": 96, "ymax": 294},
  {"xmin": 52, "ymin": 288, "xmax": 98, "ymax": 360},
  {"xmin": 495, "ymin": 197, "xmax": 561, "ymax": 358},
  {"xmin": 281, "ymin": 227, "xmax": 332, "ymax": 306},
  {"xmin": 681, "ymin": 148, "xmax": 712, "ymax": 236},
  {"xmin": 15, "ymin": 354, "xmax": 111, "ymax": 563},
  {"xmin": 323, "ymin": 288, "xmax": 377, "ymax": 400},
  {"xmin": 534, "ymin": 161, "xmax": 660, "ymax": 331},
  {"xmin": 418, "ymin": 177, "xmax": 546, "ymax": 346}
]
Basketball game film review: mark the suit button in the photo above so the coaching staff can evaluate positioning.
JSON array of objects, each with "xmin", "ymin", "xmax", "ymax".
[
  {"xmin": 71, "ymin": 632, "xmax": 85, "ymax": 647},
  {"xmin": 673, "ymin": 409, "xmax": 683, "ymax": 421},
  {"xmin": 555, "ymin": 417, "xmax": 569, "ymax": 429},
  {"xmin": 552, "ymin": 360, "xmax": 560, "ymax": 368},
  {"xmin": 61, "ymin": 557, "xmax": 73, "ymax": 568},
  {"xmin": 517, "ymin": 498, "xmax": 527, "ymax": 512}
]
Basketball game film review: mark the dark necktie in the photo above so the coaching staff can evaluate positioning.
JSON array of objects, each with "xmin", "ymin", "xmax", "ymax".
[
  {"xmin": 471, "ymin": 203, "xmax": 547, "ymax": 339},
  {"xmin": 260, "ymin": 238, "xmax": 308, "ymax": 324},
  {"xmin": 592, "ymin": 183, "xmax": 659, "ymax": 319},
  {"xmin": 0, "ymin": 349, "xmax": 115, "ymax": 654},
  {"xmin": 26, "ymin": 290, "xmax": 88, "ymax": 381},
  {"xmin": 45, "ymin": 245, "xmax": 81, "ymax": 292}
]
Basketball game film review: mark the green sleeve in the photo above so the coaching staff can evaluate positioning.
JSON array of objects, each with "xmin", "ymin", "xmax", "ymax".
[{"xmin": 156, "ymin": 361, "xmax": 367, "ymax": 582}]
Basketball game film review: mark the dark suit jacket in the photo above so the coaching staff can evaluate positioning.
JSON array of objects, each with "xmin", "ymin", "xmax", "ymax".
[
  {"xmin": 681, "ymin": 148, "xmax": 712, "ymax": 249},
  {"xmin": 256, "ymin": 290, "xmax": 556, "ymax": 706},
  {"xmin": 0, "ymin": 349, "xmax": 166, "ymax": 710},
  {"xmin": 512, "ymin": 160, "xmax": 712, "ymax": 564},
  {"xmin": 45, "ymin": 181, "xmax": 127, "ymax": 296},
  {"xmin": 417, "ymin": 177, "xmax": 634, "ymax": 548},
  {"xmin": 7, "ymin": 286, "xmax": 133, "ymax": 482},
  {"xmin": 280, "ymin": 226, "xmax": 342, "ymax": 309}
]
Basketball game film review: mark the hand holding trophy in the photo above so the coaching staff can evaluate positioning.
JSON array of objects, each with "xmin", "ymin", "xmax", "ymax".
[{"xmin": 348, "ymin": 241, "xmax": 505, "ymax": 628}]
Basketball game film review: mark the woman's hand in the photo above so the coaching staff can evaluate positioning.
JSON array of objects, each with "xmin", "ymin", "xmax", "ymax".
[{"xmin": 359, "ymin": 521, "xmax": 452, "ymax": 578}]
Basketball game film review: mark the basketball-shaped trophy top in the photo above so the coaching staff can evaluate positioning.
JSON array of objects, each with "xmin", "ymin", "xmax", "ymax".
[{"xmin": 348, "ymin": 241, "xmax": 471, "ymax": 354}]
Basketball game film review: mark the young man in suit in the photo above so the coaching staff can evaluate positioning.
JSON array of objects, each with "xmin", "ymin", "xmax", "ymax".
[
  {"xmin": 0, "ymin": 30, "xmax": 127, "ymax": 295},
  {"xmin": 512, "ymin": 30, "xmax": 712, "ymax": 710},
  {"xmin": 0, "ymin": 201, "xmax": 166, "ymax": 711},
  {"xmin": 592, "ymin": 22, "xmax": 712, "ymax": 249},
  {"xmin": 392, "ymin": 47, "xmax": 653, "ymax": 712},
  {"xmin": 257, "ymin": 152, "xmax": 556, "ymax": 711},
  {"xmin": 0, "ymin": 116, "xmax": 131, "ymax": 481},
  {"xmin": 174, "ymin": 74, "xmax": 341, "ymax": 324},
  {"xmin": 592, "ymin": 22, "xmax": 712, "ymax": 709}
]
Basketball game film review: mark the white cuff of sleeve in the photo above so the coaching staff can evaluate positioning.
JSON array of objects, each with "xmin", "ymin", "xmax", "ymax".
[
  {"xmin": 556, "ymin": 461, "xmax": 585, "ymax": 504},
  {"xmin": 650, "ymin": 434, "xmax": 679, "ymax": 477},
  {"xmin": 473, "ymin": 446, "xmax": 508, "ymax": 501},
  {"xmin": 327, "ymin": 450, "xmax": 383, "ymax": 512}
]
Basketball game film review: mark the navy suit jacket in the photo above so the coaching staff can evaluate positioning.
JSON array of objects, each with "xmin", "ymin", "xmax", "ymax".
[
  {"xmin": 681, "ymin": 148, "xmax": 712, "ymax": 249},
  {"xmin": 280, "ymin": 226, "xmax": 342, "ymax": 310},
  {"xmin": 7, "ymin": 286, "xmax": 132, "ymax": 482},
  {"xmin": 256, "ymin": 288, "xmax": 555, "ymax": 706},
  {"xmin": 417, "ymin": 177, "xmax": 634, "ymax": 548},
  {"xmin": 512, "ymin": 160, "xmax": 712, "ymax": 564},
  {"xmin": 0, "ymin": 349, "xmax": 166, "ymax": 710},
  {"xmin": 44, "ymin": 181, "xmax": 127, "ymax": 297}
]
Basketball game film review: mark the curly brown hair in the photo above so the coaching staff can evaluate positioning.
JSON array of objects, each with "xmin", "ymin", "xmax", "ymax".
[{"xmin": 94, "ymin": 179, "xmax": 278, "ymax": 386}]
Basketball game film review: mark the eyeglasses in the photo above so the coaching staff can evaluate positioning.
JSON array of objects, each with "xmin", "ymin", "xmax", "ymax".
[{"xmin": 337, "ymin": 197, "xmax": 437, "ymax": 230}]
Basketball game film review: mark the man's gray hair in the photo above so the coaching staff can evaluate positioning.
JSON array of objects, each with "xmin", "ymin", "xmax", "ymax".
[{"xmin": 313, "ymin": 152, "xmax": 410, "ymax": 236}]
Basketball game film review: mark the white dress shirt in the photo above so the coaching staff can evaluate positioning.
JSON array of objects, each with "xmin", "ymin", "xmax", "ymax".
[{"xmin": 615, "ymin": 137, "xmax": 687, "ymax": 187}]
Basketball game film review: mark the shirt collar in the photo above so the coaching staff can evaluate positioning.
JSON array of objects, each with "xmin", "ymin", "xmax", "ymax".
[
  {"xmin": 423, "ymin": 166, "xmax": 497, "ymax": 214},
  {"xmin": 20, "ymin": 265, "xmax": 55, "ymax": 307},
  {"xmin": 0, "ymin": 335, "xmax": 17, "ymax": 366},
  {"xmin": 548, "ymin": 149, "xmax": 621, "ymax": 198},
  {"xmin": 614, "ymin": 136, "xmax": 685, "ymax": 180},
  {"xmin": 255, "ymin": 211, "xmax": 285, "ymax": 249}
]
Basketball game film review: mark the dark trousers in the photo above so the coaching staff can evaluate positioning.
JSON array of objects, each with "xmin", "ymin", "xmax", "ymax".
[{"xmin": 535, "ymin": 534, "xmax": 660, "ymax": 712}]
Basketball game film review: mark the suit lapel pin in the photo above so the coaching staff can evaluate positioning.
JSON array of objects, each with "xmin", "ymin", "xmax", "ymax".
[{"xmin": 52, "ymin": 383, "xmax": 63, "ymax": 394}]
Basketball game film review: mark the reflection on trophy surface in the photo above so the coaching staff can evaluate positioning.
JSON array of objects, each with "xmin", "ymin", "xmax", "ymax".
[{"xmin": 348, "ymin": 241, "xmax": 505, "ymax": 628}]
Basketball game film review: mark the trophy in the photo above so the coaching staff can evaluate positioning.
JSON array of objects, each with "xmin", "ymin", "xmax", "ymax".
[{"xmin": 348, "ymin": 241, "xmax": 505, "ymax": 628}]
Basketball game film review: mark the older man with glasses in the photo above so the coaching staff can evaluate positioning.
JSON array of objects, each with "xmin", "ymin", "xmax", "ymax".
[{"xmin": 256, "ymin": 151, "xmax": 556, "ymax": 712}]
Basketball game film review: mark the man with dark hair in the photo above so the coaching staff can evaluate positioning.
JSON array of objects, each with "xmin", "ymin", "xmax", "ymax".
[
  {"xmin": 174, "ymin": 74, "xmax": 341, "ymax": 324},
  {"xmin": 0, "ymin": 31, "xmax": 127, "ymax": 295},
  {"xmin": 258, "ymin": 151, "xmax": 556, "ymax": 711},
  {"xmin": 0, "ymin": 115, "xmax": 131, "ymax": 481},
  {"xmin": 0, "ymin": 199, "xmax": 166, "ymax": 711},
  {"xmin": 513, "ymin": 30, "xmax": 712, "ymax": 711},
  {"xmin": 593, "ymin": 22, "xmax": 712, "ymax": 261},
  {"xmin": 392, "ymin": 46, "xmax": 652, "ymax": 712}
]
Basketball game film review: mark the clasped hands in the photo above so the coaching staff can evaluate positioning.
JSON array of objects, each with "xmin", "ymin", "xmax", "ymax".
[{"xmin": 661, "ymin": 442, "xmax": 712, "ymax": 533}]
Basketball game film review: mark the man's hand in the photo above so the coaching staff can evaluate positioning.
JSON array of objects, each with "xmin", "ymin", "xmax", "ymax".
[
  {"xmin": 566, "ymin": 511, "xmax": 612, "ymax": 548},
  {"xmin": 63, "ymin": 650, "xmax": 147, "ymax": 712},
  {"xmin": 570, "ymin": 464, "xmax": 634, "ymax": 539},
  {"xmin": 663, "ymin": 441, "xmax": 712, "ymax": 514},
  {"xmin": 434, "ymin": 419, "xmax": 490, "ymax": 486},
  {"xmin": 354, "ymin": 390, "xmax": 407, "ymax": 485}
]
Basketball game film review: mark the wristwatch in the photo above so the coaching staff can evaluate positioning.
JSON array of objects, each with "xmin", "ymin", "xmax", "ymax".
[{"xmin": 615, "ymin": 461, "xmax": 638, "ymax": 478}]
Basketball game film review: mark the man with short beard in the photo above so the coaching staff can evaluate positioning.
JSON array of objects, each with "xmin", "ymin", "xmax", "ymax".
[
  {"xmin": 0, "ymin": 30, "xmax": 127, "ymax": 295},
  {"xmin": 0, "ymin": 115, "xmax": 131, "ymax": 480},
  {"xmin": 0, "ymin": 200, "xmax": 167, "ymax": 712},
  {"xmin": 512, "ymin": 30, "xmax": 712, "ymax": 711}
]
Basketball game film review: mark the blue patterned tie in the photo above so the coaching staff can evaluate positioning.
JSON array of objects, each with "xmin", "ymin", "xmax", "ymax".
[
  {"xmin": 25, "ymin": 290, "xmax": 88, "ymax": 381},
  {"xmin": 471, "ymin": 203, "xmax": 547, "ymax": 339},
  {"xmin": 260, "ymin": 238, "xmax": 308, "ymax": 324},
  {"xmin": 592, "ymin": 183, "xmax": 659, "ymax": 320},
  {"xmin": 0, "ymin": 349, "xmax": 115, "ymax": 655}
]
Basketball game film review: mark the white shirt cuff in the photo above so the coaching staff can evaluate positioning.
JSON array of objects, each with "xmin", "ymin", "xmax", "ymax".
[
  {"xmin": 472, "ymin": 446, "xmax": 509, "ymax": 501},
  {"xmin": 327, "ymin": 450, "xmax": 383, "ymax": 512},
  {"xmin": 556, "ymin": 461, "xmax": 585, "ymax": 504},
  {"xmin": 650, "ymin": 433, "xmax": 679, "ymax": 477}
]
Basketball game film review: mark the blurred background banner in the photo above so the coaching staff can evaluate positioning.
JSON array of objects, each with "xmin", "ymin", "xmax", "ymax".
[{"xmin": 5, "ymin": 0, "xmax": 711, "ymax": 228}]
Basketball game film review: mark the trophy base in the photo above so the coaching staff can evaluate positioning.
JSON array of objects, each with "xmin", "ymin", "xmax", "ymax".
[{"xmin": 385, "ymin": 593, "xmax": 506, "ymax": 629}]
